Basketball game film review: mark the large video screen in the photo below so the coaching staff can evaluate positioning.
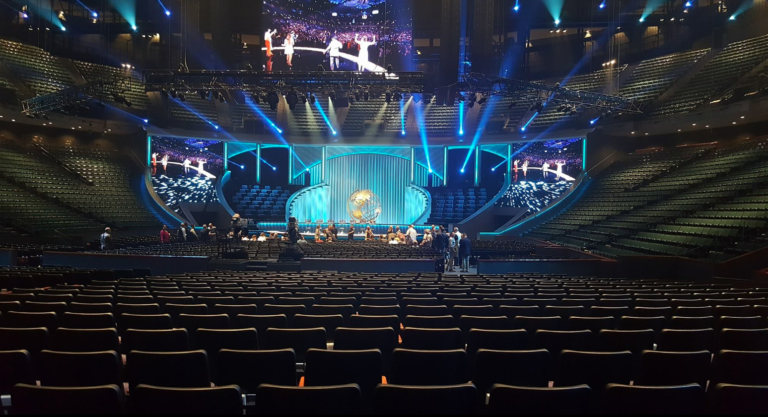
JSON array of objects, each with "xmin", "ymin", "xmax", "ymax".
[
  {"xmin": 150, "ymin": 137, "xmax": 224, "ymax": 214},
  {"xmin": 261, "ymin": 0, "xmax": 412, "ymax": 72},
  {"xmin": 496, "ymin": 138, "xmax": 584, "ymax": 215}
]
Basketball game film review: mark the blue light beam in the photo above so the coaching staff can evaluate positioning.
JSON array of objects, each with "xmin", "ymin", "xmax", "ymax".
[
  {"xmin": 412, "ymin": 96, "xmax": 432, "ymax": 173},
  {"xmin": 458, "ymin": 101, "xmax": 465, "ymax": 136},
  {"xmin": 520, "ymin": 112, "xmax": 539, "ymax": 132},
  {"xmin": 315, "ymin": 99, "xmax": 337, "ymax": 135}
]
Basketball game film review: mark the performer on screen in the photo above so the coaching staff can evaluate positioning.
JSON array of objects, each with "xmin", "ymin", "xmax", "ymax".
[
  {"xmin": 161, "ymin": 155, "xmax": 169, "ymax": 173},
  {"xmin": 151, "ymin": 153, "xmax": 158, "ymax": 175},
  {"xmin": 197, "ymin": 159, "xmax": 206, "ymax": 176},
  {"xmin": 355, "ymin": 34, "xmax": 376, "ymax": 72},
  {"xmin": 522, "ymin": 160, "xmax": 529, "ymax": 178},
  {"xmin": 324, "ymin": 36, "xmax": 343, "ymax": 71},
  {"xmin": 284, "ymin": 31, "xmax": 296, "ymax": 70},
  {"xmin": 556, "ymin": 161, "xmax": 564, "ymax": 179},
  {"xmin": 264, "ymin": 29, "xmax": 277, "ymax": 72},
  {"xmin": 183, "ymin": 158, "xmax": 191, "ymax": 175},
  {"xmin": 513, "ymin": 160, "xmax": 519, "ymax": 173},
  {"xmin": 542, "ymin": 162, "xmax": 550, "ymax": 178}
]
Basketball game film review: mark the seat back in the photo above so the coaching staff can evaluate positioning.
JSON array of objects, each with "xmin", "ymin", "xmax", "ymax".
[
  {"xmin": 131, "ymin": 385, "xmax": 242, "ymax": 415},
  {"xmin": 373, "ymin": 384, "xmax": 476, "ymax": 415},
  {"xmin": 255, "ymin": 384, "xmax": 362, "ymax": 415},
  {"xmin": 601, "ymin": 384, "xmax": 703, "ymax": 415}
]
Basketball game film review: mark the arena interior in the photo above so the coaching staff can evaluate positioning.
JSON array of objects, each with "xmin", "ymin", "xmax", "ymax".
[{"xmin": 0, "ymin": 0, "xmax": 768, "ymax": 414}]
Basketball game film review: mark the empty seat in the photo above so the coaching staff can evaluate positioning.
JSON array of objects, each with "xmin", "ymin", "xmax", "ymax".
[
  {"xmin": 601, "ymin": 383, "xmax": 703, "ymax": 415},
  {"xmin": 390, "ymin": 349, "xmax": 467, "ymax": 385},
  {"xmin": 487, "ymin": 384, "xmax": 592, "ymax": 415},
  {"xmin": 711, "ymin": 350, "xmax": 768, "ymax": 386},
  {"xmin": 255, "ymin": 384, "xmax": 361, "ymax": 415},
  {"xmin": 293, "ymin": 314, "xmax": 345, "ymax": 342},
  {"xmin": 658, "ymin": 329, "xmax": 714, "ymax": 352},
  {"xmin": 668, "ymin": 316, "xmax": 715, "ymax": 330},
  {"xmin": 52, "ymin": 328, "xmax": 120, "ymax": 353},
  {"xmin": 195, "ymin": 328, "xmax": 258, "ymax": 372},
  {"xmin": 597, "ymin": 330, "xmax": 655, "ymax": 356},
  {"xmin": 568, "ymin": 316, "xmax": 615, "ymax": 333},
  {"xmin": 636, "ymin": 350, "xmax": 711, "ymax": 387},
  {"xmin": 11, "ymin": 384, "xmax": 124, "ymax": 415},
  {"xmin": 401, "ymin": 327, "xmax": 463, "ymax": 350},
  {"xmin": 717, "ymin": 316, "xmax": 764, "ymax": 330},
  {"xmin": 404, "ymin": 315, "xmax": 456, "ymax": 329},
  {"xmin": 126, "ymin": 350, "xmax": 210, "ymax": 391},
  {"xmin": 466, "ymin": 329, "xmax": 530, "ymax": 359},
  {"xmin": 555, "ymin": 350, "xmax": 633, "ymax": 393},
  {"xmin": 122, "ymin": 329, "xmax": 190, "ymax": 353},
  {"xmin": 512, "ymin": 316, "xmax": 562, "ymax": 333},
  {"xmin": 118, "ymin": 314, "xmax": 173, "ymax": 334},
  {"xmin": 263, "ymin": 328, "xmax": 326, "ymax": 363},
  {"xmin": 535, "ymin": 330, "xmax": 594, "ymax": 356},
  {"xmin": 235, "ymin": 314, "xmax": 288, "ymax": 340},
  {"xmin": 177, "ymin": 314, "xmax": 230, "ymax": 336},
  {"xmin": 719, "ymin": 328, "xmax": 768, "ymax": 350},
  {"xmin": 334, "ymin": 327, "xmax": 396, "ymax": 376},
  {"xmin": 4, "ymin": 311, "xmax": 57, "ymax": 331},
  {"xmin": 304, "ymin": 349, "xmax": 382, "ymax": 404},
  {"xmin": 709, "ymin": 384, "xmax": 768, "ymax": 415},
  {"xmin": 38, "ymin": 350, "xmax": 123, "ymax": 388},
  {"xmin": 0, "ymin": 350, "xmax": 34, "ymax": 396},
  {"xmin": 0, "ymin": 327, "xmax": 49, "ymax": 359},
  {"xmin": 215, "ymin": 349, "xmax": 296, "ymax": 392},
  {"xmin": 373, "ymin": 384, "xmax": 476, "ymax": 415},
  {"xmin": 60, "ymin": 313, "xmax": 116, "ymax": 329},
  {"xmin": 472, "ymin": 349, "xmax": 551, "ymax": 401},
  {"xmin": 131, "ymin": 384, "xmax": 242, "ymax": 415}
]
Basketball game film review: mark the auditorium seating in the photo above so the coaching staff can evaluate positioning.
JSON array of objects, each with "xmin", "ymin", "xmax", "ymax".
[
  {"xmin": 73, "ymin": 61, "xmax": 150, "ymax": 109},
  {"xmin": 0, "ymin": 39, "xmax": 74, "ymax": 96},
  {"xmin": 341, "ymin": 97, "xmax": 405, "ymax": 134},
  {"xmin": 526, "ymin": 140, "xmax": 768, "ymax": 259},
  {"xmin": 231, "ymin": 185, "xmax": 294, "ymax": 221},
  {"xmin": 287, "ymin": 99, "xmax": 333, "ymax": 135},
  {"xmin": 167, "ymin": 95, "xmax": 219, "ymax": 128},
  {"xmin": 428, "ymin": 187, "xmax": 489, "ymax": 223},
  {"xmin": 619, "ymin": 49, "xmax": 710, "ymax": 105},
  {"xmin": 423, "ymin": 103, "xmax": 461, "ymax": 136},
  {"xmin": 229, "ymin": 97, "xmax": 278, "ymax": 131},
  {"xmin": 652, "ymin": 35, "xmax": 768, "ymax": 117},
  {"xmin": 0, "ymin": 268, "xmax": 766, "ymax": 414}
]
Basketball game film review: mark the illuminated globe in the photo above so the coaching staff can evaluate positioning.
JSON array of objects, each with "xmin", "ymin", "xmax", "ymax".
[{"xmin": 347, "ymin": 189, "xmax": 382, "ymax": 223}]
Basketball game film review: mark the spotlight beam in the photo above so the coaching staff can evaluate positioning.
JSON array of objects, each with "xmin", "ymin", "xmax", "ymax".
[
  {"xmin": 314, "ymin": 99, "xmax": 337, "ymax": 135},
  {"xmin": 246, "ymin": 99, "xmax": 283, "ymax": 134},
  {"xmin": 171, "ymin": 98, "xmax": 219, "ymax": 130},
  {"xmin": 412, "ymin": 97, "xmax": 432, "ymax": 173}
]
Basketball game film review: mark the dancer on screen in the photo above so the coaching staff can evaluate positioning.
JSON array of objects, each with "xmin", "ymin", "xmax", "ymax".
[
  {"xmin": 355, "ymin": 34, "xmax": 376, "ymax": 71},
  {"xmin": 522, "ymin": 160, "xmax": 529, "ymax": 178},
  {"xmin": 324, "ymin": 36, "xmax": 343, "ymax": 71},
  {"xmin": 264, "ymin": 28, "xmax": 276, "ymax": 72},
  {"xmin": 284, "ymin": 31, "xmax": 297, "ymax": 70}
]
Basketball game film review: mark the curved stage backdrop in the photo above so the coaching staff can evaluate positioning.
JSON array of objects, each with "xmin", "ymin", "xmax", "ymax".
[{"xmin": 289, "ymin": 152, "xmax": 429, "ymax": 224}]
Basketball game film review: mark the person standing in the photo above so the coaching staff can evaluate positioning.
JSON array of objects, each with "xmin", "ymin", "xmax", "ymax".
[
  {"xmin": 324, "ymin": 36, "xmax": 343, "ymax": 71},
  {"xmin": 452, "ymin": 226, "xmax": 461, "ymax": 266},
  {"xmin": 441, "ymin": 227, "xmax": 451, "ymax": 269},
  {"xmin": 197, "ymin": 159, "xmax": 206, "ymax": 177},
  {"xmin": 188, "ymin": 225, "xmax": 199, "ymax": 242},
  {"xmin": 284, "ymin": 31, "xmax": 296, "ymax": 70},
  {"xmin": 100, "ymin": 227, "xmax": 113, "ymax": 251},
  {"xmin": 448, "ymin": 233, "xmax": 458, "ymax": 272},
  {"xmin": 522, "ymin": 160, "xmax": 529, "ymax": 178},
  {"xmin": 406, "ymin": 225, "xmax": 418, "ymax": 245},
  {"xmin": 201, "ymin": 224, "xmax": 209, "ymax": 242},
  {"xmin": 160, "ymin": 225, "xmax": 170, "ymax": 244},
  {"xmin": 459, "ymin": 233, "xmax": 472, "ymax": 272},
  {"xmin": 355, "ymin": 34, "xmax": 376, "ymax": 71},
  {"xmin": 314, "ymin": 225, "xmax": 322, "ymax": 241},
  {"xmin": 421, "ymin": 229, "xmax": 433, "ymax": 246},
  {"xmin": 365, "ymin": 226, "xmax": 374, "ymax": 241},
  {"xmin": 348, "ymin": 225, "xmax": 355, "ymax": 241},
  {"xmin": 264, "ymin": 28, "xmax": 277, "ymax": 72},
  {"xmin": 161, "ymin": 155, "xmax": 169, "ymax": 173},
  {"xmin": 183, "ymin": 158, "xmax": 191, "ymax": 175},
  {"xmin": 329, "ymin": 223, "xmax": 338, "ymax": 241},
  {"xmin": 208, "ymin": 223, "xmax": 217, "ymax": 242},
  {"xmin": 177, "ymin": 223, "xmax": 188, "ymax": 241},
  {"xmin": 542, "ymin": 162, "xmax": 550, "ymax": 178}
]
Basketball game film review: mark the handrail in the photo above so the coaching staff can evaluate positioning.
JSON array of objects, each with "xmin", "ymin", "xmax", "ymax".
[
  {"xmin": 586, "ymin": 151, "xmax": 618, "ymax": 174},
  {"xmin": 216, "ymin": 171, "xmax": 237, "ymax": 217},
  {"xmin": 409, "ymin": 183, "xmax": 432, "ymax": 225},
  {"xmin": 285, "ymin": 182, "xmax": 328, "ymax": 223},
  {"xmin": 33, "ymin": 144, "xmax": 93, "ymax": 185}
]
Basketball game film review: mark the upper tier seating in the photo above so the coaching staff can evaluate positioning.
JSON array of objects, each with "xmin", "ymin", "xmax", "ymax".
[
  {"xmin": 342, "ymin": 97, "xmax": 406, "ymax": 134},
  {"xmin": 287, "ymin": 99, "xmax": 333, "ymax": 135},
  {"xmin": 231, "ymin": 185, "xmax": 294, "ymax": 222},
  {"xmin": 73, "ymin": 61, "xmax": 150, "ymax": 109},
  {"xmin": 619, "ymin": 49, "xmax": 710, "ymax": 105},
  {"xmin": 428, "ymin": 188, "xmax": 489, "ymax": 224},
  {"xmin": 229, "ymin": 97, "xmax": 278, "ymax": 131},
  {"xmin": 167, "ymin": 95, "xmax": 219, "ymax": 128},
  {"xmin": 0, "ymin": 39, "xmax": 74, "ymax": 96},
  {"xmin": 652, "ymin": 35, "xmax": 768, "ymax": 117},
  {"xmin": 423, "ymin": 103, "xmax": 461, "ymax": 136},
  {"xmin": 0, "ymin": 267, "xmax": 766, "ymax": 414},
  {"xmin": 526, "ymin": 140, "xmax": 768, "ymax": 260}
]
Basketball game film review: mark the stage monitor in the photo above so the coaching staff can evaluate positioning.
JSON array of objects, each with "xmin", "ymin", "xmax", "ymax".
[
  {"xmin": 261, "ymin": 0, "xmax": 413, "ymax": 73},
  {"xmin": 150, "ymin": 137, "xmax": 224, "ymax": 214}
]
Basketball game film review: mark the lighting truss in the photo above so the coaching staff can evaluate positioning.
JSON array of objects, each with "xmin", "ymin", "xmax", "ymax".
[
  {"xmin": 22, "ymin": 75, "xmax": 135, "ymax": 115},
  {"xmin": 461, "ymin": 72, "xmax": 643, "ymax": 115},
  {"xmin": 142, "ymin": 70, "xmax": 425, "ymax": 94}
]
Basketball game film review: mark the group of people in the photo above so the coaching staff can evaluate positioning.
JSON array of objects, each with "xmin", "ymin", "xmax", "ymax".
[
  {"xmin": 265, "ymin": 27, "xmax": 379, "ymax": 72},
  {"xmin": 151, "ymin": 153, "xmax": 208, "ymax": 177},
  {"xmin": 158, "ymin": 223, "xmax": 219, "ymax": 244},
  {"xmin": 425, "ymin": 226, "xmax": 472, "ymax": 273},
  {"xmin": 512, "ymin": 159, "xmax": 567, "ymax": 179}
]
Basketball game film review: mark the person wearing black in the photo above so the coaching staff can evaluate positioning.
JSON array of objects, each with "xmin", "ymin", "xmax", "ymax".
[
  {"xmin": 434, "ymin": 226, "xmax": 446, "ymax": 252},
  {"xmin": 329, "ymin": 223, "xmax": 338, "ymax": 241},
  {"xmin": 459, "ymin": 233, "xmax": 472, "ymax": 272},
  {"xmin": 441, "ymin": 227, "xmax": 451, "ymax": 267},
  {"xmin": 348, "ymin": 225, "xmax": 355, "ymax": 241},
  {"xmin": 177, "ymin": 223, "xmax": 188, "ymax": 241}
]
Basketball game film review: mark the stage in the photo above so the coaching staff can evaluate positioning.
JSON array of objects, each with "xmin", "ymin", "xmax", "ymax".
[{"xmin": 253, "ymin": 222, "xmax": 435, "ymax": 236}]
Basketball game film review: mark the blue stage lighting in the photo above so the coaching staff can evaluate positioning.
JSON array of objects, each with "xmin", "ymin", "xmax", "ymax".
[
  {"xmin": 639, "ymin": 17, "xmax": 645, "ymax": 22},
  {"xmin": 22, "ymin": 13, "xmax": 28, "ymax": 18},
  {"xmin": 214, "ymin": 125, "xmax": 219, "ymax": 130},
  {"xmin": 729, "ymin": 15, "xmax": 736, "ymax": 20},
  {"xmin": 272, "ymin": 166, "xmax": 277, "ymax": 171},
  {"xmin": 491, "ymin": 167, "xmax": 496, "ymax": 171},
  {"xmin": 458, "ymin": 101, "xmax": 465, "ymax": 136},
  {"xmin": 428, "ymin": 168, "xmax": 433, "ymax": 173},
  {"xmin": 165, "ymin": 10, "xmax": 171, "ymax": 16},
  {"xmin": 520, "ymin": 112, "xmax": 539, "ymax": 132},
  {"xmin": 685, "ymin": 1, "xmax": 692, "ymax": 7},
  {"xmin": 513, "ymin": 0, "xmax": 519, "ymax": 11},
  {"xmin": 92, "ymin": 11, "xmax": 98, "ymax": 18},
  {"xmin": 460, "ymin": 168, "xmax": 465, "ymax": 173},
  {"xmin": 143, "ymin": 119, "xmax": 149, "ymax": 123},
  {"xmin": 240, "ymin": 165, "xmax": 245, "ymax": 169},
  {"xmin": 314, "ymin": 100, "xmax": 337, "ymax": 135},
  {"xmin": 554, "ymin": 19, "xmax": 560, "ymax": 26},
  {"xmin": 590, "ymin": 117, "xmax": 600, "ymax": 125},
  {"xmin": 401, "ymin": 130, "xmax": 406, "ymax": 136},
  {"xmin": 132, "ymin": 25, "xmax": 138, "ymax": 31},
  {"xmin": 61, "ymin": 27, "xmax": 67, "ymax": 31},
  {"xmin": 599, "ymin": 1, "xmax": 606, "ymax": 9}
]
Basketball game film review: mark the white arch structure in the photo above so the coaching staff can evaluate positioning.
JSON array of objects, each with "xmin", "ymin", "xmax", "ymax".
[{"xmin": 262, "ymin": 46, "xmax": 387, "ymax": 73}]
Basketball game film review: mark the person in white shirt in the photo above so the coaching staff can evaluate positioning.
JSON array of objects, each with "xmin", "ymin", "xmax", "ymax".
[
  {"xmin": 161, "ymin": 155, "xmax": 169, "ymax": 173},
  {"xmin": 355, "ymin": 34, "xmax": 376, "ymax": 71},
  {"xmin": 447, "ymin": 233, "xmax": 458, "ymax": 272},
  {"xmin": 324, "ymin": 36, "xmax": 343, "ymax": 71},
  {"xmin": 406, "ymin": 224, "xmax": 418, "ymax": 245},
  {"xmin": 284, "ymin": 31, "xmax": 296, "ymax": 69},
  {"xmin": 183, "ymin": 158, "xmax": 191, "ymax": 175},
  {"xmin": 522, "ymin": 160, "xmax": 529, "ymax": 177},
  {"xmin": 542, "ymin": 162, "xmax": 550, "ymax": 178},
  {"xmin": 197, "ymin": 159, "xmax": 206, "ymax": 176},
  {"xmin": 556, "ymin": 161, "xmax": 564, "ymax": 179}
]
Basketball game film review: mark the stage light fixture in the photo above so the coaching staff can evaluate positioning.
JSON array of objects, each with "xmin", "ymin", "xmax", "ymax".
[
  {"xmin": 385, "ymin": 91, "xmax": 392, "ymax": 103},
  {"xmin": 143, "ymin": 119, "xmax": 149, "ymax": 123},
  {"xmin": 178, "ymin": 93, "xmax": 186, "ymax": 102},
  {"xmin": 132, "ymin": 25, "xmax": 138, "ymax": 31},
  {"xmin": 729, "ymin": 15, "xmax": 736, "ymax": 20},
  {"xmin": 170, "ymin": 89, "xmax": 177, "ymax": 99},
  {"xmin": 22, "ymin": 13, "xmax": 28, "ymax": 18},
  {"xmin": 387, "ymin": 64, "xmax": 393, "ymax": 72},
  {"xmin": 267, "ymin": 91, "xmax": 279, "ymax": 110},
  {"xmin": 478, "ymin": 96, "xmax": 487, "ymax": 105},
  {"xmin": 685, "ymin": 1, "xmax": 692, "ymax": 7},
  {"xmin": 92, "ymin": 11, "xmax": 99, "ymax": 18},
  {"xmin": 201, "ymin": 90, "xmax": 209, "ymax": 100},
  {"xmin": 165, "ymin": 10, "xmax": 171, "ymax": 16},
  {"xmin": 639, "ymin": 17, "xmax": 645, "ymax": 22},
  {"xmin": 286, "ymin": 91, "xmax": 299, "ymax": 110},
  {"xmin": 309, "ymin": 94, "xmax": 317, "ymax": 104},
  {"xmin": 554, "ymin": 19, "xmax": 560, "ymax": 26},
  {"xmin": 272, "ymin": 166, "xmax": 277, "ymax": 171}
]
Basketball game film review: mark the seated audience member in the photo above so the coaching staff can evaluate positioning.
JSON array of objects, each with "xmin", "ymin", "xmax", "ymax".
[{"xmin": 257, "ymin": 233, "xmax": 267, "ymax": 242}]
